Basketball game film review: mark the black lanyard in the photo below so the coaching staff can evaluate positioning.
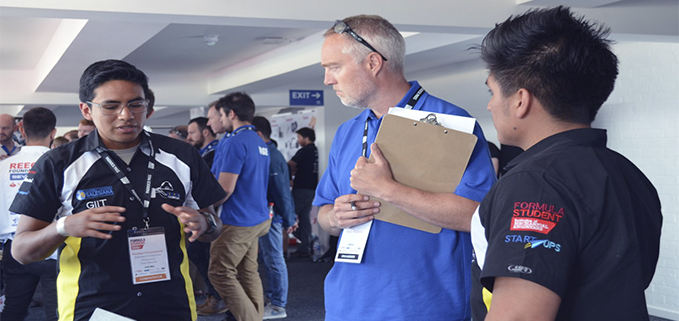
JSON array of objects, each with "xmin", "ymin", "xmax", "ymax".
[
  {"xmin": 96, "ymin": 131, "xmax": 155, "ymax": 230},
  {"xmin": 362, "ymin": 86, "xmax": 426, "ymax": 157}
]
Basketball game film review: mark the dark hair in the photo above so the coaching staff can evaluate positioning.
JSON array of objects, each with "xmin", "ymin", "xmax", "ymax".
[
  {"xmin": 79, "ymin": 59, "xmax": 149, "ymax": 104},
  {"xmin": 189, "ymin": 117, "xmax": 215, "ymax": 137},
  {"xmin": 252, "ymin": 116, "xmax": 272, "ymax": 138},
  {"xmin": 215, "ymin": 92, "xmax": 255, "ymax": 122},
  {"xmin": 296, "ymin": 127, "xmax": 315, "ymax": 142},
  {"xmin": 146, "ymin": 88, "xmax": 155, "ymax": 112},
  {"xmin": 22, "ymin": 107, "xmax": 56, "ymax": 140},
  {"xmin": 477, "ymin": 6, "xmax": 618, "ymax": 124}
]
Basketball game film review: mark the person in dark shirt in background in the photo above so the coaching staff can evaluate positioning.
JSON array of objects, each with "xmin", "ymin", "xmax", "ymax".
[{"xmin": 287, "ymin": 127, "xmax": 317, "ymax": 258}]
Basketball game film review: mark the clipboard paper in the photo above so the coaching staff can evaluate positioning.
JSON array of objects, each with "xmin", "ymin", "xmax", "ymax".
[{"xmin": 362, "ymin": 114, "xmax": 478, "ymax": 233}]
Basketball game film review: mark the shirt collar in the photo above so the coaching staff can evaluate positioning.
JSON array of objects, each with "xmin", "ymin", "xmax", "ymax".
[
  {"xmin": 1, "ymin": 143, "xmax": 17, "ymax": 155},
  {"xmin": 505, "ymin": 128, "xmax": 607, "ymax": 172},
  {"xmin": 395, "ymin": 81, "xmax": 425, "ymax": 110},
  {"xmin": 82, "ymin": 129, "xmax": 152, "ymax": 156},
  {"xmin": 354, "ymin": 81, "xmax": 425, "ymax": 124}
]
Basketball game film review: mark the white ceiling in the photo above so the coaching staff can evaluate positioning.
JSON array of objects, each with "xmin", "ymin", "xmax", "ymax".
[{"xmin": 0, "ymin": 0, "xmax": 677, "ymax": 128}]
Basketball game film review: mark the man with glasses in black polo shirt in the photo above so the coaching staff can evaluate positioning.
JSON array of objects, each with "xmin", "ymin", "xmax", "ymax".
[
  {"xmin": 315, "ymin": 15, "xmax": 496, "ymax": 321},
  {"xmin": 9, "ymin": 59, "xmax": 226, "ymax": 321}
]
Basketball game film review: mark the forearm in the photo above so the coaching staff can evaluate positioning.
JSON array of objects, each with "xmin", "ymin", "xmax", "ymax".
[
  {"xmin": 12, "ymin": 219, "xmax": 64, "ymax": 264},
  {"xmin": 317, "ymin": 204, "xmax": 342, "ymax": 236},
  {"xmin": 377, "ymin": 181, "xmax": 478, "ymax": 232}
]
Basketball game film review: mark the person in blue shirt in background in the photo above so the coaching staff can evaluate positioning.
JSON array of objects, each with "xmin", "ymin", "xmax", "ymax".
[{"xmin": 252, "ymin": 116, "xmax": 298, "ymax": 320}]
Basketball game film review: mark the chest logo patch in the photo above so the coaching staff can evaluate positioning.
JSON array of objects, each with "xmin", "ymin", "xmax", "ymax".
[
  {"xmin": 153, "ymin": 181, "xmax": 181, "ymax": 200},
  {"xmin": 76, "ymin": 186, "xmax": 114, "ymax": 201}
]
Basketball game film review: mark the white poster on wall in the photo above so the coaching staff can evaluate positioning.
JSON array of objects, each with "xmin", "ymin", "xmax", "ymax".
[{"xmin": 271, "ymin": 109, "xmax": 317, "ymax": 161}]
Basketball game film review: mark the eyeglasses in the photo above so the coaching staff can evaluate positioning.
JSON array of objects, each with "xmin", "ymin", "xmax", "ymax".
[
  {"xmin": 87, "ymin": 100, "xmax": 148, "ymax": 116},
  {"xmin": 333, "ymin": 20, "xmax": 388, "ymax": 61},
  {"xmin": 169, "ymin": 128, "xmax": 187, "ymax": 139}
]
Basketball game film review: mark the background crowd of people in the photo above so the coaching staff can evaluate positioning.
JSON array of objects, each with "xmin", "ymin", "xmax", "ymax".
[{"xmin": 0, "ymin": 7, "xmax": 665, "ymax": 321}]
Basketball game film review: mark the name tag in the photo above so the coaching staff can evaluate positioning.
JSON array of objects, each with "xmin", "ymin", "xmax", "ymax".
[
  {"xmin": 335, "ymin": 220, "xmax": 373, "ymax": 264},
  {"xmin": 127, "ymin": 227, "xmax": 171, "ymax": 285}
]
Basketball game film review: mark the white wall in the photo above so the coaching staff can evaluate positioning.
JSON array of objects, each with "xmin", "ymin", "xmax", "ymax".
[
  {"xmin": 319, "ymin": 40, "xmax": 679, "ymax": 318},
  {"xmin": 317, "ymin": 90, "xmax": 363, "ymax": 176},
  {"xmin": 595, "ymin": 41, "xmax": 679, "ymax": 320}
]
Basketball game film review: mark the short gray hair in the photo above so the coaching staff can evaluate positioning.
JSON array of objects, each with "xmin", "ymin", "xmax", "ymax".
[{"xmin": 324, "ymin": 15, "xmax": 405, "ymax": 74}]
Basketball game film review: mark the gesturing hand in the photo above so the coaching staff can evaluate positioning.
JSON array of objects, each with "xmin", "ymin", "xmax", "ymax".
[
  {"xmin": 161, "ymin": 204, "xmax": 208, "ymax": 242},
  {"xmin": 62, "ymin": 206, "xmax": 126, "ymax": 239}
]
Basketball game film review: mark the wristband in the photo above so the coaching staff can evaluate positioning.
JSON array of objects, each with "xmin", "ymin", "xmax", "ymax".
[{"xmin": 56, "ymin": 216, "xmax": 69, "ymax": 237}]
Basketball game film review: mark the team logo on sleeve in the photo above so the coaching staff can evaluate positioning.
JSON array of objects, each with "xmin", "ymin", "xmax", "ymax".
[
  {"xmin": 510, "ymin": 202, "xmax": 564, "ymax": 234},
  {"xmin": 505, "ymin": 234, "xmax": 537, "ymax": 243},
  {"xmin": 507, "ymin": 265, "xmax": 533, "ymax": 274},
  {"xmin": 524, "ymin": 239, "xmax": 561, "ymax": 252}
]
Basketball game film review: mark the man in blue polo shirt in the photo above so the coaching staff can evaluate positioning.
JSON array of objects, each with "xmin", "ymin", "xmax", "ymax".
[
  {"xmin": 316, "ymin": 15, "xmax": 496, "ymax": 321},
  {"xmin": 209, "ymin": 92, "xmax": 271, "ymax": 321}
]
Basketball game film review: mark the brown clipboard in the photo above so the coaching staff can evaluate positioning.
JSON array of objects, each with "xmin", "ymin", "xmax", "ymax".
[{"xmin": 360, "ymin": 113, "xmax": 478, "ymax": 233}]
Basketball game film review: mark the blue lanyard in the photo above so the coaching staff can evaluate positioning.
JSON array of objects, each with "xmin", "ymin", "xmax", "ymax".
[
  {"xmin": 231, "ymin": 125, "xmax": 255, "ymax": 136},
  {"xmin": 2, "ymin": 144, "xmax": 16, "ymax": 156},
  {"xmin": 200, "ymin": 140, "xmax": 219, "ymax": 157}
]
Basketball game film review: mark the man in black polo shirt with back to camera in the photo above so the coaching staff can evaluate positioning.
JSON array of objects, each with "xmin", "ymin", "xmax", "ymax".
[
  {"xmin": 9, "ymin": 59, "xmax": 227, "ymax": 321},
  {"xmin": 470, "ymin": 6, "xmax": 663, "ymax": 321}
]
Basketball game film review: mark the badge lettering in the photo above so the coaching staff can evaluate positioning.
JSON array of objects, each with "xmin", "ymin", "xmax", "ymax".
[
  {"xmin": 510, "ymin": 202, "xmax": 564, "ymax": 234},
  {"xmin": 86, "ymin": 199, "xmax": 108, "ymax": 208}
]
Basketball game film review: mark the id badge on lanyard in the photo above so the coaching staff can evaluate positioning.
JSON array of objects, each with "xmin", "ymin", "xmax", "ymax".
[
  {"xmin": 97, "ymin": 132, "xmax": 171, "ymax": 284},
  {"xmin": 127, "ymin": 227, "xmax": 171, "ymax": 285},
  {"xmin": 336, "ymin": 86, "xmax": 426, "ymax": 264}
]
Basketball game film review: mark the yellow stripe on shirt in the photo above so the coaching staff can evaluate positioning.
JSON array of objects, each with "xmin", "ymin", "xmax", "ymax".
[
  {"xmin": 57, "ymin": 236, "xmax": 82, "ymax": 321},
  {"xmin": 178, "ymin": 219, "xmax": 197, "ymax": 321}
]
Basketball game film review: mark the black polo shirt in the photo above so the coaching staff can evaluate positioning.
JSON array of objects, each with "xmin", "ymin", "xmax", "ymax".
[
  {"xmin": 10, "ymin": 130, "xmax": 226, "ymax": 321},
  {"xmin": 290, "ymin": 143, "xmax": 318, "ymax": 190},
  {"xmin": 472, "ymin": 128, "xmax": 662, "ymax": 320}
]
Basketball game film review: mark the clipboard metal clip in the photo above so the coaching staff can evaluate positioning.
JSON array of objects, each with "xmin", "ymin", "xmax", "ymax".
[{"xmin": 418, "ymin": 113, "xmax": 442, "ymax": 127}]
